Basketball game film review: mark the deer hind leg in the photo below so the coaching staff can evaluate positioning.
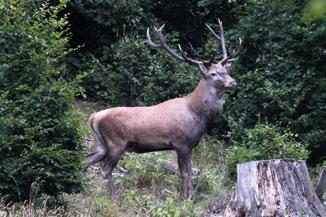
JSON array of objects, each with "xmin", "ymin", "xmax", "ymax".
[
  {"xmin": 100, "ymin": 143, "xmax": 125, "ymax": 198},
  {"xmin": 85, "ymin": 122, "xmax": 107, "ymax": 171},
  {"xmin": 85, "ymin": 144, "xmax": 106, "ymax": 171}
]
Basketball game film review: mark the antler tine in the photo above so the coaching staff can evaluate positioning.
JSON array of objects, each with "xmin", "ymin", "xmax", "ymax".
[
  {"xmin": 146, "ymin": 28, "xmax": 161, "ymax": 48},
  {"xmin": 185, "ymin": 40, "xmax": 197, "ymax": 56},
  {"xmin": 218, "ymin": 19, "xmax": 228, "ymax": 61},
  {"xmin": 177, "ymin": 44, "xmax": 200, "ymax": 65},
  {"xmin": 154, "ymin": 25, "xmax": 191, "ymax": 62},
  {"xmin": 179, "ymin": 44, "xmax": 211, "ymax": 65},
  {"xmin": 178, "ymin": 44, "xmax": 189, "ymax": 61},
  {"xmin": 206, "ymin": 20, "xmax": 228, "ymax": 62},
  {"xmin": 205, "ymin": 24, "xmax": 220, "ymax": 40},
  {"xmin": 221, "ymin": 38, "xmax": 242, "ymax": 64},
  {"xmin": 148, "ymin": 24, "xmax": 203, "ymax": 65},
  {"xmin": 206, "ymin": 19, "xmax": 241, "ymax": 65},
  {"xmin": 154, "ymin": 24, "xmax": 165, "ymax": 32}
]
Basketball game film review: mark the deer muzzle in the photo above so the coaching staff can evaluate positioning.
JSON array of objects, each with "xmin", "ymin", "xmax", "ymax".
[{"xmin": 224, "ymin": 80, "xmax": 237, "ymax": 89}]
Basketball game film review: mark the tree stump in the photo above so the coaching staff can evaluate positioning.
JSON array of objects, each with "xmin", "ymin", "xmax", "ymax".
[
  {"xmin": 316, "ymin": 168, "xmax": 326, "ymax": 202},
  {"xmin": 223, "ymin": 159, "xmax": 326, "ymax": 217}
]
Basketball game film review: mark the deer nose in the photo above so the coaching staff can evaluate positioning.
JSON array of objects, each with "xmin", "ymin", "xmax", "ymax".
[
  {"xmin": 225, "ymin": 80, "xmax": 236, "ymax": 88},
  {"xmin": 229, "ymin": 80, "xmax": 236, "ymax": 87}
]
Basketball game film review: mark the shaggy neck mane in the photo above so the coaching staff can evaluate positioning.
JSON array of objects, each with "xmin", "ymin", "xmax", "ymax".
[{"xmin": 186, "ymin": 79, "xmax": 225, "ymax": 125}]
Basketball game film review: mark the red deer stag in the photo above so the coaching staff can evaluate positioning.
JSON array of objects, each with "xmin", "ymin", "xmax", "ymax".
[{"xmin": 86, "ymin": 20, "xmax": 241, "ymax": 199}]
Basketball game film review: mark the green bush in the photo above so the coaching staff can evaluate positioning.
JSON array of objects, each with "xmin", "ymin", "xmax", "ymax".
[
  {"xmin": 75, "ymin": 36, "xmax": 200, "ymax": 105},
  {"xmin": 0, "ymin": 0, "xmax": 84, "ymax": 201},
  {"xmin": 226, "ymin": 123, "xmax": 309, "ymax": 177},
  {"xmin": 223, "ymin": 0, "xmax": 325, "ymax": 165}
]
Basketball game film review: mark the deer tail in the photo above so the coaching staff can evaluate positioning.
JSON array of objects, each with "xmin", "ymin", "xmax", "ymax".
[{"xmin": 85, "ymin": 113, "xmax": 108, "ymax": 170}]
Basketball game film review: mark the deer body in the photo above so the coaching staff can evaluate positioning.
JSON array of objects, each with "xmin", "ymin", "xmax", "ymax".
[
  {"xmin": 86, "ymin": 20, "xmax": 240, "ymax": 199},
  {"xmin": 90, "ymin": 79, "xmax": 224, "ymax": 154}
]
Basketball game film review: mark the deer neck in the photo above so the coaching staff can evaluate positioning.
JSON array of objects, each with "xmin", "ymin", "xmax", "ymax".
[{"xmin": 186, "ymin": 79, "xmax": 225, "ymax": 127}]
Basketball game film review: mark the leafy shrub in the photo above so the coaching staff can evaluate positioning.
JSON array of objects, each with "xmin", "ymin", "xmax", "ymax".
[
  {"xmin": 0, "ymin": 0, "xmax": 84, "ymax": 201},
  {"xmin": 245, "ymin": 123, "xmax": 309, "ymax": 159},
  {"xmin": 226, "ymin": 123, "xmax": 309, "ymax": 176},
  {"xmin": 223, "ymin": 0, "xmax": 325, "ymax": 165},
  {"xmin": 76, "ymin": 36, "xmax": 200, "ymax": 106},
  {"xmin": 226, "ymin": 146, "xmax": 259, "ymax": 177}
]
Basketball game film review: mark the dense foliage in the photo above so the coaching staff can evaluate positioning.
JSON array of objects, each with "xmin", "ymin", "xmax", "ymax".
[
  {"xmin": 0, "ymin": 0, "xmax": 84, "ymax": 201},
  {"xmin": 225, "ymin": 0, "xmax": 325, "ymax": 165},
  {"xmin": 69, "ymin": 36, "xmax": 200, "ymax": 105}
]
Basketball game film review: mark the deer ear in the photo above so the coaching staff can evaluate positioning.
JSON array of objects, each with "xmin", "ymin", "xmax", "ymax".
[{"xmin": 198, "ymin": 63, "xmax": 209, "ymax": 75}]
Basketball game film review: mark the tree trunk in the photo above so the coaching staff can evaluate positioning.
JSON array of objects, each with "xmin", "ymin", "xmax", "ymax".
[{"xmin": 223, "ymin": 159, "xmax": 326, "ymax": 217}]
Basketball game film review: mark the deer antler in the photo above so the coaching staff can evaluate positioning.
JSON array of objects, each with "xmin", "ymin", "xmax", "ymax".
[
  {"xmin": 206, "ymin": 19, "xmax": 242, "ymax": 65},
  {"xmin": 146, "ymin": 25, "xmax": 206, "ymax": 65},
  {"xmin": 146, "ymin": 21, "xmax": 241, "ymax": 67}
]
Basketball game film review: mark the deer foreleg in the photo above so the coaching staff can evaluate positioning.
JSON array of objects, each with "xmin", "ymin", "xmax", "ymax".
[{"xmin": 177, "ymin": 149, "xmax": 193, "ymax": 199}]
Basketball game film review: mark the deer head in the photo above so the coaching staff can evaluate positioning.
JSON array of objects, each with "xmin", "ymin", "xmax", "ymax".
[{"xmin": 145, "ymin": 19, "xmax": 241, "ymax": 91}]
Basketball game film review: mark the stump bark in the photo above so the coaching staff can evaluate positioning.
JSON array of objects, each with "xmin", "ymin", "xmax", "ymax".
[
  {"xmin": 316, "ymin": 168, "xmax": 326, "ymax": 202},
  {"xmin": 223, "ymin": 159, "xmax": 326, "ymax": 217}
]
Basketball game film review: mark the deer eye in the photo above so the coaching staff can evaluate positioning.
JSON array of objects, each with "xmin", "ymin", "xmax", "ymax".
[
  {"xmin": 211, "ymin": 73, "xmax": 217, "ymax": 77},
  {"xmin": 220, "ymin": 71, "xmax": 227, "ymax": 75}
]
